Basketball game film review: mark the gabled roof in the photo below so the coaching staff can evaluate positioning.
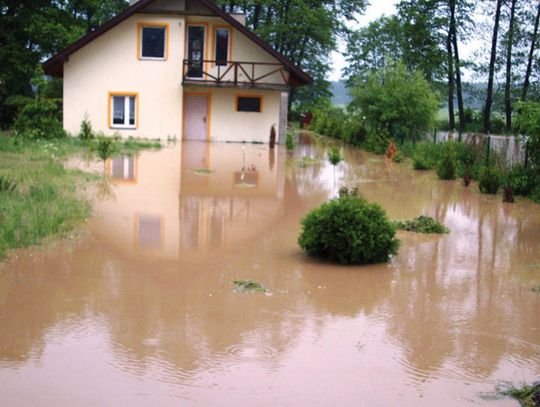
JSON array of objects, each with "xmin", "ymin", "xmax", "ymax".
[{"xmin": 43, "ymin": 0, "xmax": 312, "ymax": 87}]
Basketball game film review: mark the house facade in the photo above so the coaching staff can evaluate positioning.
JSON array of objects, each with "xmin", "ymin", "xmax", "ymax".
[{"xmin": 43, "ymin": 0, "xmax": 311, "ymax": 143}]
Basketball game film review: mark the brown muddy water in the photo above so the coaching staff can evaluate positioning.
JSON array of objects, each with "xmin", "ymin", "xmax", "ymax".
[{"xmin": 0, "ymin": 136, "xmax": 539, "ymax": 406}]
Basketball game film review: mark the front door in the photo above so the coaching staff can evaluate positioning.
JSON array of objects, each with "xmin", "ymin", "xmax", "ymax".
[
  {"xmin": 184, "ymin": 94, "xmax": 209, "ymax": 141},
  {"xmin": 187, "ymin": 26, "xmax": 205, "ymax": 78}
]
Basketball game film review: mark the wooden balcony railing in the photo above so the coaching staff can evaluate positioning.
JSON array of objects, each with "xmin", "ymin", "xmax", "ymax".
[{"xmin": 182, "ymin": 59, "xmax": 290, "ymax": 90}]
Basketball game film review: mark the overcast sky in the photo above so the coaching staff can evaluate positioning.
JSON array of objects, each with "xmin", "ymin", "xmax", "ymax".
[
  {"xmin": 329, "ymin": 1, "xmax": 399, "ymax": 81},
  {"xmin": 328, "ymin": 0, "xmax": 482, "ymax": 82}
]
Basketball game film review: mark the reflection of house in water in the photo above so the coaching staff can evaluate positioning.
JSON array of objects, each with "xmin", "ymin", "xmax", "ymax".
[
  {"xmin": 93, "ymin": 146, "xmax": 182, "ymax": 259},
  {"xmin": 92, "ymin": 142, "xmax": 285, "ymax": 258},
  {"xmin": 180, "ymin": 141, "xmax": 285, "ymax": 251}
]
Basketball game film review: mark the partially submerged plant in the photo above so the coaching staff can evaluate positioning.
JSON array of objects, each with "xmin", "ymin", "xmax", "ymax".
[
  {"xmin": 95, "ymin": 136, "xmax": 117, "ymax": 171},
  {"xmin": 328, "ymin": 146, "xmax": 342, "ymax": 166},
  {"xmin": 298, "ymin": 190, "xmax": 399, "ymax": 265},
  {"xmin": 496, "ymin": 382, "xmax": 540, "ymax": 407},
  {"xmin": 297, "ymin": 156, "xmax": 320, "ymax": 168},
  {"xmin": 479, "ymin": 166, "xmax": 501, "ymax": 194},
  {"xmin": 531, "ymin": 285, "xmax": 540, "ymax": 293},
  {"xmin": 285, "ymin": 131, "xmax": 295, "ymax": 151},
  {"xmin": 233, "ymin": 280, "xmax": 268, "ymax": 294},
  {"xmin": 436, "ymin": 142, "xmax": 457, "ymax": 180},
  {"xmin": 394, "ymin": 216, "xmax": 450, "ymax": 234}
]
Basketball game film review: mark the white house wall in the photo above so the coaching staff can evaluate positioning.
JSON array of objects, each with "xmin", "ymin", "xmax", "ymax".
[{"xmin": 63, "ymin": 11, "xmax": 288, "ymax": 142}]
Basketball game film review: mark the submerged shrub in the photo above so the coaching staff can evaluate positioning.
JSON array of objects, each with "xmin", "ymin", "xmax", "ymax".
[
  {"xmin": 412, "ymin": 141, "xmax": 444, "ymax": 170},
  {"xmin": 233, "ymin": 280, "xmax": 268, "ymax": 294},
  {"xmin": 436, "ymin": 143, "xmax": 458, "ymax": 180},
  {"xmin": 328, "ymin": 146, "xmax": 342, "ymax": 166},
  {"xmin": 394, "ymin": 216, "xmax": 449, "ymax": 234},
  {"xmin": 506, "ymin": 165, "xmax": 537, "ymax": 196},
  {"xmin": 479, "ymin": 166, "xmax": 501, "ymax": 194},
  {"xmin": 298, "ymin": 191, "xmax": 399, "ymax": 264},
  {"xmin": 13, "ymin": 99, "xmax": 65, "ymax": 140},
  {"xmin": 285, "ymin": 131, "xmax": 295, "ymax": 151}
]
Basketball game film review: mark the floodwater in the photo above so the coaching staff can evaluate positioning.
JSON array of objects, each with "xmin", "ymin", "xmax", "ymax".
[{"xmin": 0, "ymin": 135, "xmax": 539, "ymax": 406}]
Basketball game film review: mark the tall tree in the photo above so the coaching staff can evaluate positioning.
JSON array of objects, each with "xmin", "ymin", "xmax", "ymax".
[
  {"xmin": 504, "ymin": 0, "xmax": 519, "ymax": 131},
  {"xmin": 216, "ymin": 0, "xmax": 368, "ymax": 109},
  {"xmin": 483, "ymin": 0, "xmax": 504, "ymax": 134},
  {"xmin": 344, "ymin": 16, "xmax": 404, "ymax": 86},
  {"xmin": 446, "ymin": 15, "xmax": 456, "ymax": 131},
  {"xmin": 522, "ymin": 0, "xmax": 540, "ymax": 100}
]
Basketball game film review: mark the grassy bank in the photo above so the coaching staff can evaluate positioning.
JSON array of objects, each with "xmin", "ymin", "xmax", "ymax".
[{"xmin": 0, "ymin": 134, "xmax": 162, "ymax": 260}]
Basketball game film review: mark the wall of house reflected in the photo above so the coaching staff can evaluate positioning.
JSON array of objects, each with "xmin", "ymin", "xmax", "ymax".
[
  {"xmin": 91, "ymin": 142, "xmax": 285, "ymax": 258},
  {"xmin": 180, "ymin": 142, "xmax": 285, "ymax": 251}
]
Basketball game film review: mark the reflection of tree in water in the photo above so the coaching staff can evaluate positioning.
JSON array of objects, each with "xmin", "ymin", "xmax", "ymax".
[{"xmin": 379, "ymin": 195, "xmax": 540, "ymax": 382}]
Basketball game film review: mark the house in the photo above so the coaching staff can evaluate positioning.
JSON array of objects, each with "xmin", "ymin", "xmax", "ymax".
[{"xmin": 43, "ymin": 0, "xmax": 312, "ymax": 143}]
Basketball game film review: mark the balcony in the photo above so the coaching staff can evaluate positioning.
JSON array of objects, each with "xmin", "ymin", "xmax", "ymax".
[{"xmin": 182, "ymin": 59, "xmax": 291, "ymax": 91}]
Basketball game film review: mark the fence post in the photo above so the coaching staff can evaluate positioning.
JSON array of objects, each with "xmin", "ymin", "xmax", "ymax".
[
  {"xmin": 433, "ymin": 128, "xmax": 436, "ymax": 143},
  {"xmin": 524, "ymin": 144, "xmax": 529, "ymax": 168}
]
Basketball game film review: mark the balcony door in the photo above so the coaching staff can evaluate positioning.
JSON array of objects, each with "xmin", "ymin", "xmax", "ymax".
[{"xmin": 187, "ymin": 25, "xmax": 206, "ymax": 79}]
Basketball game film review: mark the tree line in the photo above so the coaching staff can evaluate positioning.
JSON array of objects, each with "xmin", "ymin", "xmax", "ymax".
[
  {"xmin": 2, "ymin": 0, "xmax": 540, "ymax": 133},
  {"xmin": 345, "ymin": 0, "xmax": 540, "ymax": 135}
]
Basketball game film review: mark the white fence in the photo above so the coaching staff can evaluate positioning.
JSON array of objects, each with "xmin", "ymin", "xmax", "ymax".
[{"xmin": 427, "ymin": 131, "xmax": 527, "ymax": 166}]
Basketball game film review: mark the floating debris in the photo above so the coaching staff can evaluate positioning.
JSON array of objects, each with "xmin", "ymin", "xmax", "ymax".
[
  {"xmin": 233, "ymin": 280, "xmax": 268, "ymax": 294},
  {"xmin": 192, "ymin": 168, "xmax": 213, "ymax": 175}
]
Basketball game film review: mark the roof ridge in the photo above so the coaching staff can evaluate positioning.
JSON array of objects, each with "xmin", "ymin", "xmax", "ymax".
[{"xmin": 43, "ymin": 0, "xmax": 312, "ymax": 86}]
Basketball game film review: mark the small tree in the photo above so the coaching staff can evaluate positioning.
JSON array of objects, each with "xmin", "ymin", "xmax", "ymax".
[
  {"xmin": 95, "ymin": 135, "xmax": 117, "ymax": 174},
  {"xmin": 79, "ymin": 114, "xmax": 94, "ymax": 141},
  {"xmin": 328, "ymin": 146, "xmax": 342, "ymax": 190},
  {"xmin": 349, "ymin": 62, "xmax": 439, "ymax": 143}
]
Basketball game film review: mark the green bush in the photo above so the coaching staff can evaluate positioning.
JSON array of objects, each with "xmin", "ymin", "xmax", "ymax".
[
  {"xmin": 13, "ymin": 99, "xmax": 65, "ymax": 140},
  {"xmin": 298, "ymin": 191, "xmax": 399, "ymax": 264},
  {"xmin": 285, "ymin": 131, "xmax": 295, "ymax": 151},
  {"xmin": 363, "ymin": 132, "xmax": 389, "ymax": 155},
  {"xmin": 505, "ymin": 165, "xmax": 537, "ymax": 196},
  {"xmin": 328, "ymin": 146, "xmax": 342, "ymax": 166},
  {"xmin": 436, "ymin": 142, "xmax": 457, "ymax": 180},
  {"xmin": 531, "ymin": 187, "xmax": 540, "ymax": 204},
  {"xmin": 411, "ymin": 142, "xmax": 444, "ymax": 170},
  {"xmin": 479, "ymin": 166, "xmax": 501, "ymax": 194}
]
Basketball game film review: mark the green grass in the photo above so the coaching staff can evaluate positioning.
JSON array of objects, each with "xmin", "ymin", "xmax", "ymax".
[
  {"xmin": 498, "ymin": 383, "xmax": 539, "ymax": 407},
  {"xmin": 394, "ymin": 216, "xmax": 450, "ymax": 234},
  {"xmin": 0, "ymin": 137, "xmax": 94, "ymax": 259},
  {"xmin": 233, "ymin": 280, "xmax": 268, "ymax": 294},
  {"xmin": 0, "ymin": 134, "xmax": 162, "ymax": 260}
]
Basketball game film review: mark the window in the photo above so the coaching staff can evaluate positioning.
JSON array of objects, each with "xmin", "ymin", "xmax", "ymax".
[
  {"xmin": 236, "ymin": 96, "xmax": 262, "ymax": 113},
  {"xmin": 109, "ymin": 94, "xmax": 137, "ymax": 129},
  {"xmin": 214, "ymin": 27, "xmax": 230, "ymax": 66},
  {"xmin": 138, "ymin": 23, "xmax": 168, "ymax": 60}
]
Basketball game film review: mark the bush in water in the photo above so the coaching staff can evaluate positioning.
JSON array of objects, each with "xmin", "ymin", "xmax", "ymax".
[{"xmin": 298, "ymin": 189, "xmax": 399, "ymax": 265}]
